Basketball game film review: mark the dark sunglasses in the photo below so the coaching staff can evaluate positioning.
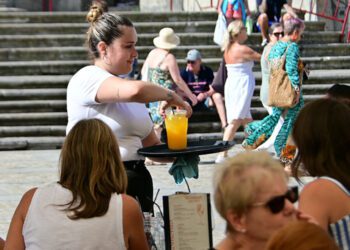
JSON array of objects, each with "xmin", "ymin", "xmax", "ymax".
[
  {"xmin": 187, "ymin": 60, "xmax": 196, "ymax": 64},
  {"xmin": 273, "ymin": 32, "xmax": 284, "ymax": 37},
  {"xmin": 252, "ymin": 186, "xmax": 298, "ymax": 214}
]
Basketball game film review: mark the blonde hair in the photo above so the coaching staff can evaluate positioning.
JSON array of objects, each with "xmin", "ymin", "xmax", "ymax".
[
  {"xmin": 59, "ymin": 119, "xmax": 127, "ymax": 219},
  {"xmin": 266, "ymin": 221, "xmax": 338, "ymax": 250},
  {"xmin": 213, "ymin": 151, "xmax": 286, "ymax": 231},
  {"xmin": 221, "ymin": 20, "xmax": 245, "ymax": 52},
  {"xmin": 85, "ymin": 3, "xmax": 133, "ymax": 59}
]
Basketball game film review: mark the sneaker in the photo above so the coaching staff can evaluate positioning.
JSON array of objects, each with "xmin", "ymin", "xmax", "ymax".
[
  {"xmin": 215, "ymin": 155, "xmax": 227, "ymax": 164},
  {"xmin": 261, "ymin": 38, "xmax": 268, "ymax": 47}
]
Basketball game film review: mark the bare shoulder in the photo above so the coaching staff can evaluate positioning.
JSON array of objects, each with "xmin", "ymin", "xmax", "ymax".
[
  {"xmin": 122, "ymin": 194, "xmax": 142, "ymax": 216},
  {"xmin": 20, "ymin": 188, "xmax": 37, "ymax": 211}
]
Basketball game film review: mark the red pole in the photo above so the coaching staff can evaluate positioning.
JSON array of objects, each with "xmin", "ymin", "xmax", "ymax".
[
  {"xmin": 49, "ymin": 0, "xmax": 53, "ymax": 12},
  {"xmin": 340, "ymin": 0, "xmax": 350, "ymax": 42},
  {"xmin": 170, "ymin": 0, "xmax": 173, "ymax": 11}
]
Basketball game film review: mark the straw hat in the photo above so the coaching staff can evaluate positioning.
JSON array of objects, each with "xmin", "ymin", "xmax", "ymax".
[{"xmin": 153, "ymin": 27, "xmax": 180, "ymax": 50}]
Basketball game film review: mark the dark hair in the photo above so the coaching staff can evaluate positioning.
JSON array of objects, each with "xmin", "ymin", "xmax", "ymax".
[
  {"xmin": 291, "ymin": 99, "xmax": 350, "ymax": 189},
  {"xmin": 59, "ymin": 119, "xmax": 127, "ymax": 219},
  {"xmin": 327, "ymin": 84, "xmax": 350, "ymax": 105},
  {"xmin": 266, "ymin": 221, "xmax": 338, "ymax": 250},
  {"xmin": 86, "ymin": 3, "xmax": 133, "ymax": 58},
  {"xmin": 268, "ymin": 23, "xmax": 283, "ymax": 35}
]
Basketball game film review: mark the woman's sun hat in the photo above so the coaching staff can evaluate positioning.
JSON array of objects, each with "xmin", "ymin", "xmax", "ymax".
[{"xmin": 153, "ymin": 27, "xmax": 180, "ymax": 50}]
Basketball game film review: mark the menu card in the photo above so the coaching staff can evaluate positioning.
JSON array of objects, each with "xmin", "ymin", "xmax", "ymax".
[{"xmin": 163, "ymin": 193, "xmax": 213, "ymax": 250}]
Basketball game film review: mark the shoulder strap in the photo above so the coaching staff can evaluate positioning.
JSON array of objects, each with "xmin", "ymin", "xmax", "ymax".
[
  {"xmin": 157, "ymin": 52, "xmax": 170, "ymax": 68},
  {"xmin": 319, "ymin": 176, "xmax": 350, "ymax": 195},
  {"xmin": 281, "ymin": 43, "xmax": 292, "ymax": 69}
]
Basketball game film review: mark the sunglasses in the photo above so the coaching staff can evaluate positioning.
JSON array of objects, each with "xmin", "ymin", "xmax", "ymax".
[
  {"xmin": 273, "ymin": 32, "xmax": 284, "ymax": 37},
  {"xmin": 187, "ymin": 60, "xmax": 196, "ymax": 64},
  {"xmin": 251, "ymin": 186, "xmax": 298, "ymax": 214}
]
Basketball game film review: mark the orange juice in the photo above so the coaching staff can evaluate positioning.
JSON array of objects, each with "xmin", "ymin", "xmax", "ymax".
[{"xmin": 165, "ymin": 110, "xmax": 188, "ymax": 150}]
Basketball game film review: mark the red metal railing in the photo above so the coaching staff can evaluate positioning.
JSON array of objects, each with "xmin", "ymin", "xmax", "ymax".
[
  {"xmin": 170, "ymin": 0, "xmax": 215, "ymax": 11},
  {"xmin": 42, "ymin": 0, "xmax": 53, "ymax": 12},
  {"xmin": 295, "ymin": 0, "xmax": 350, "ymax": 42}
]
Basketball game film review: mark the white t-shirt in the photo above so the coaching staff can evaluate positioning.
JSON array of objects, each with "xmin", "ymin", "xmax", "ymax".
[
  {"xmin": 23, "ymin": 183, "xmax": 126, "ymax": 250},
  {"xmin": 66, "ymin": 65, "xmax": 153, "ymax": 161}
]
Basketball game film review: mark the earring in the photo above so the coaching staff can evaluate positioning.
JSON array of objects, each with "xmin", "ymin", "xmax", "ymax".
[{"xmin": 237, "ymin": 228, "xmax": 247, "ymax": 233}]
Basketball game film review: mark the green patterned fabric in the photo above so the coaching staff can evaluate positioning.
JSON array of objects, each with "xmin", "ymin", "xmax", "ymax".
[
  {"xmin": 148, "ymin": 67, "xmax": 174, "ymax": 126},
  {"xmin": 243, "ymin": 41, "xmax": 304, "ymax": 156}
]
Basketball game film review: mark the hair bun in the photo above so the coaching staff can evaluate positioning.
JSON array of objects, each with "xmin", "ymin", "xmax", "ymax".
[{"xmin": 86, "ymin": 4, "xmax": 103, "ymax": 23}]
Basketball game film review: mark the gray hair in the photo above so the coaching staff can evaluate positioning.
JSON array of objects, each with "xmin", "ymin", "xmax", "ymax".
[{"xmin": 283, "ymin": 18, "xmax": 305, "ymax": 36}]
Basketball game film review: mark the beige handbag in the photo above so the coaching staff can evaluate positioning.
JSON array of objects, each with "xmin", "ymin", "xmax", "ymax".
[{"xmin": 268, "ymin": 45, "xmax": 297, "ymax": 108}]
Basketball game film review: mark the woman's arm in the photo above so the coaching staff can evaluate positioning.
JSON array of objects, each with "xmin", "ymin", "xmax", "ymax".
[
  {"xmin": 242, "ymin": 46, "xmax": 261, "ymax": 62},
  {"xmin": 122, "ymin": 195, "xmax": 149, "ymax": 250},
  {"xmin": 96, "ymin": 76, "xmax": 193, "ymax": 112},
  {"xmin": 217, "ymin": 0, "xmax": 223, "ymax": 13},
  {"xmin": 285, "ymin": 43, "xmax": 301, "ymax": 89},
  {"xmin": 298, "ymin": 180, "xmax": 331, "ymax": 230},
  {"xmin": 5, "ymin": 188, "xmax": 37, "ymax": 250},
  {"xmin": 166, "ymin": 54, "xmax": 198, "ymax": 106}
]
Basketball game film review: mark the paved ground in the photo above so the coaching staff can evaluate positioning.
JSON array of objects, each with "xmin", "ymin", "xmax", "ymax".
[{"xmin": 0, "ymin": 145, "xmax": 312, "ymax": 246}]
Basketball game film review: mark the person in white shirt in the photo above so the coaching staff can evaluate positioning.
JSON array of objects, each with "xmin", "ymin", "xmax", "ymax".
[
  {"xmin": 66, "ymin": 3, "xmax": 192, "ymax": 213},
  {"xmin": 5, "ymin": 119, "xmax": 149, "ymax": 250}
]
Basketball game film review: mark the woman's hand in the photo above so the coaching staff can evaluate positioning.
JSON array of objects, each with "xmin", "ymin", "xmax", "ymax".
[
  {"xmin": 293, "ymin": 90, "xmax": 300, "ymax": 106},
  {"xmin": 189, "ymin": 93, "xmax": 198, "ymax": 106},
  {"xmin": 159, "ymin": 91, "xmax": 193, "ymax": 118},
  {"xmin": 296, "ymin": 210, "xmax": 319, "ymax": 225}
]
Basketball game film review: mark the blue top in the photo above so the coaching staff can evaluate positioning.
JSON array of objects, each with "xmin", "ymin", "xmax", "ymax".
[
  {"xmin": 268, "ymin": 40, "xmax": 301, "ymax": 89},
  {"xmin": 319, "ymin": 176, "xmax": 350, "ymax": 249},
  {"xmin": 221, "ymin": 0, "xmax": 247, "ymax": 24},
  {"xmin": 257, "ymin": 0, "xmax": 287, "ymax": 22},
  {"xmin": 180, "ymin": 65, "xmax": 214, "ymax": 96}
]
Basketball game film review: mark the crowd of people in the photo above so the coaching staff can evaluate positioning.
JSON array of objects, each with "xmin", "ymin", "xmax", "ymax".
[{"xmin": 1, "ymin": 0, "xmax": 350, "ymax": 249}]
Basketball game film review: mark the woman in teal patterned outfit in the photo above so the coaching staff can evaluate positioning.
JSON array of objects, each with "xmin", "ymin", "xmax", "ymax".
[{"xmin": 242, "ymin": 18, "xmax": 305, "ymax": 158}]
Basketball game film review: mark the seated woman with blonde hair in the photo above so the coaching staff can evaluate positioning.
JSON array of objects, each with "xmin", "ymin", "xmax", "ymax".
[
  {"xmin": 213, "ymin": 151, "xmax": 313, "ymax": 250},
  {"xmin": 5, "ymin": 119, "xmax": 148, "ymax": 250}
]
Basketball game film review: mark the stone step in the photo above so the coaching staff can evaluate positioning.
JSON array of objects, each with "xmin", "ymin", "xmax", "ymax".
[
  {"xmin": 0, "ymin": 84, "xmax": 336, "ymax": 101},
  {"xmin": 0, "ymin": 136, "xmax": 64, "ymax": 150},
  {"xmin": 0, "ymin": 11, "xmax": 219, "ymax": 23},
  {"xmin": 0, "ymin": 70, "xmax": 349, "ymax": 89},
  {"xmin": 0, "ymin": 132, "xmax": 243, "ymax": 150},
  {"xmin": 0, "ymin": 75, "xmax": 71, "ymax": 89},
  {"xmin": 0, "ymin": 11, "xmax": 323, "ymax": 27},
  {"xmin": 0, "ymin": 100, "xmax": 66, "ymax": 113},
  {"xmin": 0, "ymin": 92, "xmax": 326, "ymax": 114},
  {"xmin": 0, "ymin": 126, "xmax": 242, "ymax": 147},
  {"xmin": 0, "ymin": 20, "xmax": 325, "ymax": 35},
  {"xmin": 1, "ymin": 55, "xmax": 349, "ymax": 76},
  {"xmin": 0, "ymin": 88, "xmax": 66, "ymax": 100},
  {"xmin": 0, "ymin": 112, "xmax": 67, "ymax": 126},
  {"xmin": 0, "ymin": 31, "xmax": 341, "ymax": 48},
  {"xmin": 0, "ymin": 125, "xmax": 65, "ymax": 137},
  {"xmin": 2, "ymin": 43, "xmax": 349, "ymax": 61}
]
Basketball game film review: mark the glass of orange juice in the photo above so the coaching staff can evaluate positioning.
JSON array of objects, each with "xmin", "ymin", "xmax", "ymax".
[{"xmin": 165, "ymin": 109, "xmax": 188, "ymax": 150}]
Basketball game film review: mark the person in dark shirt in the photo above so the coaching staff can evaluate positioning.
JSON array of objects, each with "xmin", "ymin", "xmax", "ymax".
[
  {"xmin": 256, "ymin": 0, "xmax": 297, "ymax": 46},
  {"xmin": 179, "ymin": 49, "xmax": 214, "ymax": 111}
]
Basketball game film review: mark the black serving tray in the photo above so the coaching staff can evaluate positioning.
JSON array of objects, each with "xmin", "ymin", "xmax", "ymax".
[{"xmin": 137, "ymin": 140, "xmax": 235, "ymax": 157}]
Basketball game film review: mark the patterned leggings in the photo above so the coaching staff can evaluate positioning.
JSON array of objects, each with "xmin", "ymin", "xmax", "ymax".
[{"xmin": 243, "ymin": 95, "xmax": 304, "ymax": 156}]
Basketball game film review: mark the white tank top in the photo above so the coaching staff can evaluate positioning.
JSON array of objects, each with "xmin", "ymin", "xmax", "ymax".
[{"xmin": 23, "ymin": 183, "xmax": 126, "ymax": 250}]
